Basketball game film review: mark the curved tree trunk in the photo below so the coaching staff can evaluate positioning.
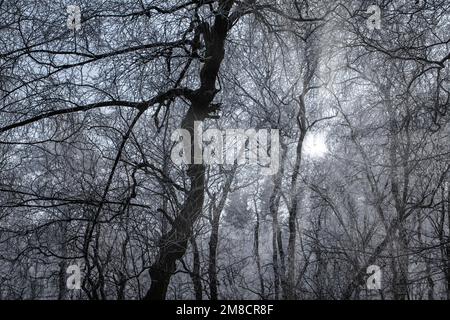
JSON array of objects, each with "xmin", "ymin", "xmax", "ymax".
[{"xmin": 145, "ymin": 0, "xmax": 235, "ymax": 300}]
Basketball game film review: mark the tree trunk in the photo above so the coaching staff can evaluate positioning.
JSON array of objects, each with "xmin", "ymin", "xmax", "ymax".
[
  {"xmin": 269, "ymin": 143, "xmax": 286, "ymax": 299},
  {"xmin": 286, "ymin": 96, "xmax": 306, "ymax": 299},
  {"xmin": 254, "ymin": 198, "xmax": 265, "ymax": 299},
  {"xmin": 208, "ymin": 211, "xmax": 220, "ymax": 300},
  {"xmin": 145, "ymin": 0, "xmax": 234, "ymax": 300},
  {"xmin": 270, "ymin": 176, "xmax": 282, "ymax": 299},
  {"xmin": 191, "ymin": 237, "xmax": 203, "ymax": 300},
  {"xmin": 385, "ymin": 84, "xmax": 411, "ymax": 300},
  {"xmin": 57, "ymin": 221, "xmax": 67, "ymax": 300},
  {"xmin": 208, "ymin": 167, "xmax": 236, "ymax": 300}
]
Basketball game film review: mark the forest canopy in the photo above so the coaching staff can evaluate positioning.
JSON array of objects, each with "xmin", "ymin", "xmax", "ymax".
[{"xmin": 0, "ymin": 0, "xmax": 449, "ymax": 300}]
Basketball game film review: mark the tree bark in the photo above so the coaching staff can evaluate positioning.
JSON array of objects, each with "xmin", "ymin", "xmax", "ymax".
[
  {"xmin": 286, "ymin": 95, "xmax": 307, "ymax": 299},
  {"xmin": 208, "ymin": 168, "xmax": 235, "ymax": 300},
  {"xmin": 254, "ymin": 197, "xmax": 265, "ymax": 299},
  {"xmin": 191, "ymin": 237, "xmax": 203, "ymax": 300},
  {"xmin": 145, "ymin": 0, "xmax": 234, "ymax": 300},
  {"xmin": 269, "ymin": 143, "xmax": 286, "ymax": 299}
]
